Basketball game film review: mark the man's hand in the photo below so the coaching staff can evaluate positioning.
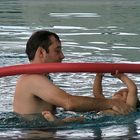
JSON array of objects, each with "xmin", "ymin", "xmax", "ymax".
[{"xmin": 112, "ymin": 99, "xmax": 134, "ymax": 115}]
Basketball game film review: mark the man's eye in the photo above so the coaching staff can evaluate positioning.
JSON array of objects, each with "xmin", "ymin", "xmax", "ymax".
[{"xmin": 55, "ymin": 50, "xmax": 61, "ymax": 53}]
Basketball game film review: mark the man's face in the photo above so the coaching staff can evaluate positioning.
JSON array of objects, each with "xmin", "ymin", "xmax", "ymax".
[{"xmin": 45, "ymin": 36, "xmax": 65, "ymax": 63}]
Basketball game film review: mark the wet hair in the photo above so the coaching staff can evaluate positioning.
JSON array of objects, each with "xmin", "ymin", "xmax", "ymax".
[{"xmin": 26, "ymin": 30, "xmax": 60, "ymax": 61}]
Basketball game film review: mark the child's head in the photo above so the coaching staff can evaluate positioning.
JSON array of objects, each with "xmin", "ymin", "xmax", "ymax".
[
  {"xmin": 112, "ymin": 88, "xmax": 140, "ymax": 109},
  {"xmin": 112, "ymin": 88, "xmax": 128, "ymax": 102}
]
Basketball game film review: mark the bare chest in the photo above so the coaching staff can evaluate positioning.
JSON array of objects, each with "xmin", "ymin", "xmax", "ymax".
[{"xmin": 34, "ymin": 96, "xmax": 56, "ymax": 113}]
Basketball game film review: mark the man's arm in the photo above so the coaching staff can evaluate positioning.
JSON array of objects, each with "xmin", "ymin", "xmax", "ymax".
[
  {"xmin": 67, "ymin": 94, "xmax": 133, "ymax": 115},
  {"xmin": 93, "ymin": 73, "xmax": 105, "ymax": 98},
  {"xmin": 32, "ymin": 74, "xmax": 133, "ymax": 115}
]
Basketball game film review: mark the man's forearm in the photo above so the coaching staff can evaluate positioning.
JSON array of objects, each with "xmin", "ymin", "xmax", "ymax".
[{"xmin": 65, "ymin": 95, "xmax": 112, "ymax": 112}]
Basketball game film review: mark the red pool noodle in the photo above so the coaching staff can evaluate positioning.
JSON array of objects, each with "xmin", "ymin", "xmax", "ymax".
[{"xmin": 0, "ymin": 63, "xmax": 140, "ymax": 77}]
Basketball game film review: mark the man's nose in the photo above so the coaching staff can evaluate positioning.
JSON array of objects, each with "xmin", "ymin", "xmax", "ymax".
[{"xmin": 61, "ymin": 52, "xmax": 65, "ymax": 60}]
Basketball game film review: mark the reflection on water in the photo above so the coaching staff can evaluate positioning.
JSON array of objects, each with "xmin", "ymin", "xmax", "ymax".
[
  {"xmin": 0, "ymin": 0, "xmax": 140, "ymax": 139},
  {"xmin": 0, "ymin": 111, "xmax": 139, "ymax": 139},
  {"xmin": 49, "ymin": 12, "xmax": 101, "ymax": 18}
]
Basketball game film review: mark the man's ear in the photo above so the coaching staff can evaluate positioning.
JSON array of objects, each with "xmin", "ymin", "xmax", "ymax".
[{"xmin": 36, "ymin": 47, "xmax": 46, "ymax": 59}]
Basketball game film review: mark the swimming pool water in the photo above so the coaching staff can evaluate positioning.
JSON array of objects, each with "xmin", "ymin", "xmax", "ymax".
[
  {"xmin": 0, "ymin": 0, "xmax": 140, "ymax": 139},
  {"xmin": 0, "ymin": 111, "xmax": 140, "ymax": 139}
]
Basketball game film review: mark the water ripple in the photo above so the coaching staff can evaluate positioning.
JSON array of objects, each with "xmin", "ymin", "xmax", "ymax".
[
  {"xmin": 59, "ymin": 32, "xmax": 101, "ymax": 36},
  {"xmin": 112, "ymin": 46, "xmax": 140, "ymax": 49},
  {"xmin": 49, "ymin": 13, "xmax": 101, "ymax": 18},
  {"xmin": 53, "ymin": 25, "xmax": 87, "ymax": 30}
]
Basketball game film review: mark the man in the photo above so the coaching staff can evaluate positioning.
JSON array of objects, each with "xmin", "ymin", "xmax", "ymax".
[{"xmin": 13, "ymin": 30, "xmax": 132, "ymax": 115}]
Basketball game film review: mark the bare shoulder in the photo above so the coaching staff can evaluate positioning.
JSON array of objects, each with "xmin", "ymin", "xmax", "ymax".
[
  {"xmin": 15, "ymin": 74, "xmax": 53, "ymax": 96},
  {"xmin": 17, "ymin": 74, "xmax": 51, "ymax": 86},
  {"xmin": 18, "ymin": 73, "xmax": 67, "ymax": 95},
  {"xmin": 15, "ymin": 73, "xmax": 69, "ymax": 107}
]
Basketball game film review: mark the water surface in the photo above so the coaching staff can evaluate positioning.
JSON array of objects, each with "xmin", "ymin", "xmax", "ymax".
[{"xmin": 0, "ymin": 0, "xmax": 140, "ymax": 139}]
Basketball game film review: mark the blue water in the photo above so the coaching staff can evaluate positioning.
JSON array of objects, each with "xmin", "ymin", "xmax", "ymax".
[
  {"xmin": 0, "ymin": 111, "xmax": 139, "ymax": 139},
  {"xmin": 0, "ymin": 0, "xmax": 140, "ymax": 139}
]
